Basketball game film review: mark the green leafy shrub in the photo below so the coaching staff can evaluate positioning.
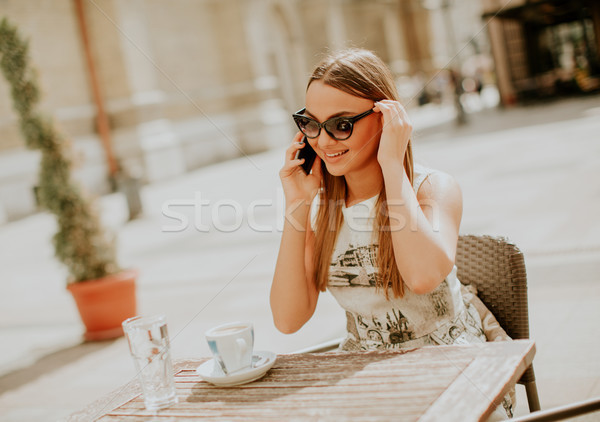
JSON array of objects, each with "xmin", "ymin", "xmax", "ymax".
[{"xmin": 0, "ymin": 17, "xmax": 119, "ymax": 282}]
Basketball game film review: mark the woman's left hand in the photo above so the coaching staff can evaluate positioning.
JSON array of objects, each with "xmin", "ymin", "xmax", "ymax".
[{"xmin": 374, "ymin": 100, "xmax": 412, "ymax": 168}]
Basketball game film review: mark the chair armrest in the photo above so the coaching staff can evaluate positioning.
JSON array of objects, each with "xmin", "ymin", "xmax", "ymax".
[{"xmin": 292, "ymin": 337, "xmax": 345, "ymax": 354}]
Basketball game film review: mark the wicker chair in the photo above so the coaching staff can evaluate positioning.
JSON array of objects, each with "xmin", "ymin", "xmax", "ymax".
[
  {"xmin": 296, "ymin": 234, "xmax": 541, "ymax": 412},
  {"xmin": 456, "ymin": 234, "xmax": 540, "ymax": 412}
]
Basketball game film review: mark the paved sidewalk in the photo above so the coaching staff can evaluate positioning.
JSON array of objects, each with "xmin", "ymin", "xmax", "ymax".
[{"xmin": 1, "ymin": 95, "xmax": 600, "ymax": 421}]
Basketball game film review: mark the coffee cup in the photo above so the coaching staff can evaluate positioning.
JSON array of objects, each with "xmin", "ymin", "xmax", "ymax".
[{"xmin": 205, "ymin": 322, "xmax": 254, "ymax": 375}]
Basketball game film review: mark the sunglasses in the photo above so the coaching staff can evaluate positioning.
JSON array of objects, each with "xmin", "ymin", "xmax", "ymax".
[{"xmin": 292, "ymin": 108, "xmax": 374, "ymax": 141}]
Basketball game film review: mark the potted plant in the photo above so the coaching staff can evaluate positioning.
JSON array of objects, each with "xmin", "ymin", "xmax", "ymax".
[{"xmin": 0, "ymin": 18, "xmax": 137, "ymax": 341}]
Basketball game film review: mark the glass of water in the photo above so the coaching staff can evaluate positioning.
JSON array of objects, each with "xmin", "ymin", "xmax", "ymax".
[{"xmin": 122, "ymin": 315, "xmax": 178, "ymax": 411}]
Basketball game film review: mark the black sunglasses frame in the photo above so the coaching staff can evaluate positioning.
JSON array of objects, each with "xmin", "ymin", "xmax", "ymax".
[{"xmin": 292, "ymin": 108, "xmax": 374, "ymax": 141}]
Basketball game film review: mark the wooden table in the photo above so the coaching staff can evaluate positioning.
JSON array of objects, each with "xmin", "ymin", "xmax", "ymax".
[{"xmin": 68, "ymin": 340, "xmax": 535, "ymax": 422}]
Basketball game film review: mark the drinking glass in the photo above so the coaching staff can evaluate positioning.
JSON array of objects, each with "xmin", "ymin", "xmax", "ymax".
[{"xmin": 122, "ymin": 315, "xmax": 178, "ymax": 411}]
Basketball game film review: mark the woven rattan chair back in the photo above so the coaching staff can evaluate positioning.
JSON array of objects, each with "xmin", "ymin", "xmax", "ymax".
[
  {"xmin": 455, "ymin": 235, "xmax": 529, "ymax": 342},
  {"xmin": 456, "ymin": 234, "xmax": 540, "ymax": 411}
]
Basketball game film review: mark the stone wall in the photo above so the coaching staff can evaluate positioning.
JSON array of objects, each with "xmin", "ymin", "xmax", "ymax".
[{"xmin": 0, "ymin": 0, "xmax": 465, "ymax": 223}]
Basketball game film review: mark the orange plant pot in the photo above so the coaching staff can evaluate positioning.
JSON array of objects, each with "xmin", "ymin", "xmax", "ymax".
[{"xmin": 67, "ymin": 269, "xmax": 138, "ymax": 341}]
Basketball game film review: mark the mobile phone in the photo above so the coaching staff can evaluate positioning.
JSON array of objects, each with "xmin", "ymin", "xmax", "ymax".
[{"xmin": 295, "ymin": 136, "xmax": 317, "ymax": 175}]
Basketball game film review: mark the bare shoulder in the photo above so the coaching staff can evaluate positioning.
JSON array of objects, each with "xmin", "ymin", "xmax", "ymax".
[{"xmin": 416, "ymin": 169, "xmax": 463, "ymax": 212}]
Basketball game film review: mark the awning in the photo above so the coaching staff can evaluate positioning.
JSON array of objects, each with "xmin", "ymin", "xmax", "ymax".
[{"xmin": 482, "ymin": 0, "xmax": 592, "ymax": 26}]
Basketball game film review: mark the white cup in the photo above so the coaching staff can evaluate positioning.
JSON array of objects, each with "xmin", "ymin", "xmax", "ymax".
[{"xmin": 205, "ymin": 321, "xmax": 254, "ymax": 375}]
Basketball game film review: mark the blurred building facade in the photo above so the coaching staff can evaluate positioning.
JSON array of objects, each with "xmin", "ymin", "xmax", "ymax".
[
  {"xmin": 0, "ymin": 0, "xmax": 487, "ymax": 223},
  {"xmin": 482, "ymin": 0, "xmax": 600, "ymax": 105}
]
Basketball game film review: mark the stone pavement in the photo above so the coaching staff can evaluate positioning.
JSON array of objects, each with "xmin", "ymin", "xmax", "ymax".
[{"xmin": 1, "ymin": 95, "xmax": 599, "ymax": 421}]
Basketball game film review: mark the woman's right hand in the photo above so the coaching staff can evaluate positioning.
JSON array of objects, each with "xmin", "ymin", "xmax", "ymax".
[{"xmin": 279, "ymin": 132, "xmax": 322, "ymax": 205}]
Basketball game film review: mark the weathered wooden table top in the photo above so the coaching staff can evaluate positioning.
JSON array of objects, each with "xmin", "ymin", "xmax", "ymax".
[{"xmin": 68, "ymin": 339, "xmax": 535, "ymax": 422}]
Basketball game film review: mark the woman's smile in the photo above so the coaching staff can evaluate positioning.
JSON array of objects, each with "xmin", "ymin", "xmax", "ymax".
[{"xmin": 322, "ymin": 148, "xmax": 349, "ymax": 162}]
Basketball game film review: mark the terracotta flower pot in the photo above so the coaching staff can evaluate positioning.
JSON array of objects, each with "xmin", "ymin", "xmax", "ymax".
[{"xmin": 67, "ymin": 269, "xmax": 138, "ymax": 341}]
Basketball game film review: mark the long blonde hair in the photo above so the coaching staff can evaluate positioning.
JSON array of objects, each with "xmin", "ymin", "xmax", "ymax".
[{"xmin": 311, "ymin": 48, "xmax": 414, "ymax": 299}]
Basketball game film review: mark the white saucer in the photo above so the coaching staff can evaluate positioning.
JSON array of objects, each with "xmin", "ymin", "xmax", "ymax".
[{"xmin": 196, "ymin": 351, "xmax": 277, "ymax": 387}]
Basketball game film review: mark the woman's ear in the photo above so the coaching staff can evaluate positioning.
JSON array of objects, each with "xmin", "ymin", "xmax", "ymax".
[
  {"xmin": 375, "ymin": 115, "xmax": 384, "ymax": 137},
  {"xmin": 373, "ymin": 106, "xmax": 384, "ymax": 133}
]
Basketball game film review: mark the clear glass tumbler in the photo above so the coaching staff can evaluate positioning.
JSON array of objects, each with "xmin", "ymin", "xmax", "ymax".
[{"xmin": 122, "ymin": 315, "xmax": 178, "ymax": 411}]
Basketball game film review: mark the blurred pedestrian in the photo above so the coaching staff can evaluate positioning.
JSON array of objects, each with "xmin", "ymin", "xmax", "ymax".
[{"xmin": 449, "ymin": 67, "xmax": 467, "ymax": 124}]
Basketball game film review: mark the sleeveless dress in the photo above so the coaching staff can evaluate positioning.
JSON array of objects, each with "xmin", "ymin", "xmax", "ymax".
[
  {"xmin": 322, "ymin": 163, "xmax": 487, "ymax": 351},
  {"xmin": 312, "ymin": 163, "xmax": 513, "ymax": 419}
]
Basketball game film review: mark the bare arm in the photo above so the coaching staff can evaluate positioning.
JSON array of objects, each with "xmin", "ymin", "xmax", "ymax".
[
  {"xmin": 270, "ymin": 134, "xmax": 322, "ymax": 333},
  {"xmin": 375, "ymin": 100, "xmax": 461, "ymax": 294},
  {"xmin": 270, "ymin": 201, "xmax": 320, "ymax": 333},
  {"xmin": 382, "ymin": 164, "xmax": 461, "ymax": 294}
]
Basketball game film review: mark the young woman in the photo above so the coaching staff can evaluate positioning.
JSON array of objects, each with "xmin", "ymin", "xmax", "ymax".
[{"xmin": 270, "ymin": 48, "xmax": 511, "ymax": 418}]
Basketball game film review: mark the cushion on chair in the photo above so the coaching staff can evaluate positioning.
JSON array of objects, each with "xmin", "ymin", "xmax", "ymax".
[{"xmin": 461, "ymin": 284, "xmax": 511, "ymax": 342}]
